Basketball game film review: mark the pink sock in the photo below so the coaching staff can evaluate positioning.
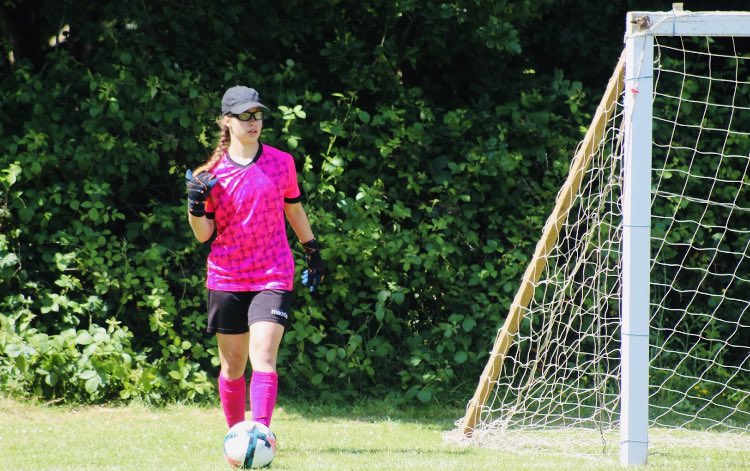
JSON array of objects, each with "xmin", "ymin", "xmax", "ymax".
[
  {"xmin": 219, "ymin": 374, "xmax": 246, "ymax": 428},
  {"xmin": 250, "ymin": 371, "xmax": 278, "ymax": 427}
]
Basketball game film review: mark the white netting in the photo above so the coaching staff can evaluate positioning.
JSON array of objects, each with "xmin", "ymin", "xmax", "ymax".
[{"xmin": 459, "ymin": 36, "xmax": 750, "ymax": 455}]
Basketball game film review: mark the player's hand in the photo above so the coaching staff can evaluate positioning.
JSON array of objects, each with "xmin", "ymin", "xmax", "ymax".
[
  {"xmin": 185, "ymin": 169, "xmax": 218, "ymax": 217},
  {"xmin": 301, "ymin": 239, "xmax": 326, "ymax": 293}
]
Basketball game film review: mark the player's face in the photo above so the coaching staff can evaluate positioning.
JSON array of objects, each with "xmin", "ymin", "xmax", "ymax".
[{"xmin": 228, "ymin": 107, "xmax": 263, "ymax": 143}]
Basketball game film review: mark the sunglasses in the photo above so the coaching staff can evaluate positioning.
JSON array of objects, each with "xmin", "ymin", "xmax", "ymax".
[{"xmin": 228, "ymin": 110, "xmax": 264, "ymax": 122}]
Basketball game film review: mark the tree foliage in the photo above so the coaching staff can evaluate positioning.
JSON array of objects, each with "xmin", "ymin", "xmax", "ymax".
[{"xmin": 2, "ymin": 0, "xmax": 737, "ymax": 404}]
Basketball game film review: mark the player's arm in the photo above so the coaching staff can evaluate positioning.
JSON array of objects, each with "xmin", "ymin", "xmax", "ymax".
[
  {"xmin": 189, "ymin": 213, "xmax": 215, "ymax": 243},
  {"xmin": 285, "ymin": 202, "xmax": 326, "ymax": 292},
  {"xmin": 283, "ymin": 202, "xmax": 314, "ymax": 243}
]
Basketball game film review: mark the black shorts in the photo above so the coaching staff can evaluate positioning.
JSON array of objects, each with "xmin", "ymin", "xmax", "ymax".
[{"xmin": 207, "ymin": 289, "xmax": 292, "ymax": 334}]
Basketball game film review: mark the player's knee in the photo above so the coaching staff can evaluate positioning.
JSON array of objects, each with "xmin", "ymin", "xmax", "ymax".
[
  {"xmin": 221, "ymin": 353, "xmax": 248, "ymax": 378},
  {"xmin": 249, "ymin": 349, "xmax": 277, "ymax": 371}
]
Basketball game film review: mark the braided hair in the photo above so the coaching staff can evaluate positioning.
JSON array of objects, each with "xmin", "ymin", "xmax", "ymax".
[{"xmin": 193, "ymin": 119, "xmax": 230, "ymax": 175}]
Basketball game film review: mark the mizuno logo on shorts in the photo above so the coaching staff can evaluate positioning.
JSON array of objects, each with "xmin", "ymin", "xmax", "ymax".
[{"xmin": 271, "ymin": 309, "xmax": 288, "ymax": 319}]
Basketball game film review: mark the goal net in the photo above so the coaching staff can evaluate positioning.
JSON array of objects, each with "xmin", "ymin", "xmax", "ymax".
[{"xmin": 457, "ymin": 10, "xmax": 750, "ymax": 463}]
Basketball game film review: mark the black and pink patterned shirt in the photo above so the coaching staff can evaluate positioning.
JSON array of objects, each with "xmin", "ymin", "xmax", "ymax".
[{"xmin": 204, "ymin": 144, "xmax": 301, "ymax": 291}]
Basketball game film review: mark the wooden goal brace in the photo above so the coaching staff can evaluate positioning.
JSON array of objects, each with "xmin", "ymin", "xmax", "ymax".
[{"xmin": 461, "ymin": 51, "xmax": 626, "ymax": 436}]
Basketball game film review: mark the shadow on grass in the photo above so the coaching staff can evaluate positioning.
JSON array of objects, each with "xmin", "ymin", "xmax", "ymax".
[
  {"xmin": 278, "ymin": 397, "xmax": 466, "ymax": 430},
  {"xmin": 297, "ymin": 446, "xmax": 472, "ymax": 456}
]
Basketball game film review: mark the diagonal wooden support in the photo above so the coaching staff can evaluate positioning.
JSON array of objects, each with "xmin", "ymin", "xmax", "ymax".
[{"xmin": 461, "ymin": 50, "xmax": 626, "ymax": 436}]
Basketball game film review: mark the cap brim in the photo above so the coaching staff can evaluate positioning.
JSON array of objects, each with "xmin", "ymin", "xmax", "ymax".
[{"xmin": 229, "ymin": 101, "xmax": 268, "ymax": 114}]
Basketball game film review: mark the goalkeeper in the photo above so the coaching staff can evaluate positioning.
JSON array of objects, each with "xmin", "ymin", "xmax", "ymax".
[{"xmin": 186, "ymin": 85, "xmax": 326, "ymax": 429}]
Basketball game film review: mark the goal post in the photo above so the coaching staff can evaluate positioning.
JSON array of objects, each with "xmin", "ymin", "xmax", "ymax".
[
  {"xmin": 459, "ymin": 7, "xmax": 750, "ymax": 467},
  {"xmin": 620, "ymin": 14, "xmax": 653, "ymax": 466}
]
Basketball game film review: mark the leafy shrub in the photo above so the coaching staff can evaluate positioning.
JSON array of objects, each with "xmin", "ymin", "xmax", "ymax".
[
  {"xmin": 0, "ymin": 0, "xmax": 590, "ymax": 405},
  {"xmin": 0, "ymin": 309, "xmax": 212, "ymax": 403}
]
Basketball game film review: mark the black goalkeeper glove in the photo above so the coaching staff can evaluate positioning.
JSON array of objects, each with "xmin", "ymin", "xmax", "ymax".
[
  {"xmin": 301, "ymin": 238, "xmax": 326, "ymax": 293},
  {"xmin": 185, "ymin": 169, "xmax": 218, "ymax": 217}
]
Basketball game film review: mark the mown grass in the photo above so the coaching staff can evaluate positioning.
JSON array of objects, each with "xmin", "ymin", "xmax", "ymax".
[{"xmin": 0, "ymin": 397, "xmax": 747, "ymax": 470}]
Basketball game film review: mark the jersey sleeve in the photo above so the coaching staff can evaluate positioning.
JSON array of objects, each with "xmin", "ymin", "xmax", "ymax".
[{"xmin": 284, "ymin": 154, "xmax": 303, "ymax": 204}]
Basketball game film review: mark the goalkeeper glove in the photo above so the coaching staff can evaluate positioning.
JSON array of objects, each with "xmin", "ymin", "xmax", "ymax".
[
  {"xmin": 301, "ymin": 238, "xmax": 326, "ymax": 293},
  {"xmin": 185, "ymin": 169, "xmax": 218, "ymax": 217}
]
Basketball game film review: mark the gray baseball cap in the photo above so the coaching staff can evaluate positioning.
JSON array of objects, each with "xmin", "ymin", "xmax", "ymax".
[{"xmin": 221, "ymin": 86, "xmax": 268, "ymax": 115}]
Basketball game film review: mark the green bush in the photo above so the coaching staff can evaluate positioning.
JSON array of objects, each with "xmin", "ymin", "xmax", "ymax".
[
  {"xmin": 0, "ymin": 0, "xmax": 590, "ymax": 405},
  {"xmin": 0, "ymin": 309, "xmax": 212, "ymax": 403}
]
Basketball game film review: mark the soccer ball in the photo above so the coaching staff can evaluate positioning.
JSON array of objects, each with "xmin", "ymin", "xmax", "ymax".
[{"xmin": 223, "ymin": 420, "xmax": 277, "ymax": 469}]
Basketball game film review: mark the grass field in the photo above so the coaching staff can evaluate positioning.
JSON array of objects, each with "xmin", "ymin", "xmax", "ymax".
[{"xmin": 0, "ymin": 397, "xmax": 747, "ymax": 470}]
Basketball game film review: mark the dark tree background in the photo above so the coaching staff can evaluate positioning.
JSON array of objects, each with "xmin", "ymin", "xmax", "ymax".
[{"xmin": 1, "ymin": 0, "xmax": 748, "ymax": 404}]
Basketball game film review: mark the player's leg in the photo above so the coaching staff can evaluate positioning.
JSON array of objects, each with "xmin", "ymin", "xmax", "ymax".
[
  {"xmin": 247, "ymin": 290, "xmax": 291, "ymax": 427},
  {"xmin": 248, "ymin": 321, "xmax": 284, "ymax": 427},
  {"xmin": 209, "ymin": 290, "xmax": 252, "ymax": 428},
  {"xmin": 217, "ymin": 332, "xmax": 250, "ymax": 427}
]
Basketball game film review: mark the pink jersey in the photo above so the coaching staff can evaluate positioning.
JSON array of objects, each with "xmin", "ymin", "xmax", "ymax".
[{"xmin": 204, "ymin": 144, "xmax": 301, "ymax": 291}]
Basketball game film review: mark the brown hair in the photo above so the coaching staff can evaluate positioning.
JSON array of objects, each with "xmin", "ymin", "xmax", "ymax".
[{"xmin": 194, "ymin": 119, "xmax": 230, "ymax": 175}]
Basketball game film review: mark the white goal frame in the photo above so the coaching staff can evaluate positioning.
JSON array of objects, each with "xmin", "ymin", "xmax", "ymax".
[
  {"xmin": 621, "ymin": 7, "xmax": 750, "ymax": 465},
  {"xmin": 460, "ymin": 6, "xmax": 750, "ymax": 467}
]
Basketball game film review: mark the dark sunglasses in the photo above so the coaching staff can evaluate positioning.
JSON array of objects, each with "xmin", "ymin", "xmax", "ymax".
[{"xmin": 228, "ymin": 110, "xmax": 264, "ymax": 122}]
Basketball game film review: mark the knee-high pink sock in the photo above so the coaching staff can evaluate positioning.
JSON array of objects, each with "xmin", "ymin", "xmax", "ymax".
[
  {"xmin": 250, "ymin": 371, "xmax": 278, "ymax": 427},
  {"xmin": 219, "ymin": 374, "xmax": 246, "ymax": 428}
]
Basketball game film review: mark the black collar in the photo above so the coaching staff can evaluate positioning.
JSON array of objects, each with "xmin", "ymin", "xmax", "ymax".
[{"xmin": 226, "ymin": 142, "xmax": 263, "ymax": 168}]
